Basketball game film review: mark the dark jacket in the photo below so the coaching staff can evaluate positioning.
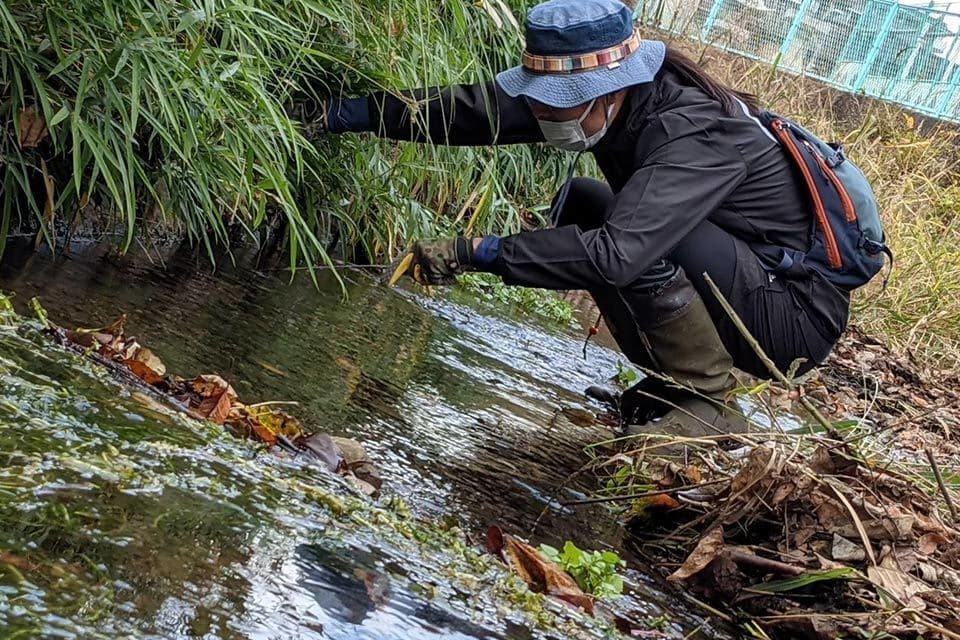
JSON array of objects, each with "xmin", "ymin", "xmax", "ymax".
[{"xmin": 366, "ymin": 70, "xmax": 812, "ymax": 292}]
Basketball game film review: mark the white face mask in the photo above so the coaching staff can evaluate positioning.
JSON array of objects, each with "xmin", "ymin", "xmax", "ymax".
[{"xmin": 536, "ymin": 98, "xmax": 614, "ymax": 152}]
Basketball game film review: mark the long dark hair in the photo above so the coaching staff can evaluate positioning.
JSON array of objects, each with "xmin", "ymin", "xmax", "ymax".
[{"xmin": 662, "ymin": 46, "xmax": 759, "ymax": 116}]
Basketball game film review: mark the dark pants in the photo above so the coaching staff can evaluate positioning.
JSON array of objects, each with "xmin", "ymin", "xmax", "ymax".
[{"xmin": 555, "ymin": 178, "xmax": 850, "ymax": 378}]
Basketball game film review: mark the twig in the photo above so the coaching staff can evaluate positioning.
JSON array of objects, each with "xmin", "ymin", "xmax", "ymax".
[
  {"xmin": 245, "ymin": 400, "xmax": 301, "ymax": 409},
  {"xmin": 703, "ymin": 273, "xmax": 833, "ymax": 432},
  {"xmin": 683, "ymin": 593, "xmax": 735, "ymax": 624},
  {"xmin": 725, "ymin": 549, "xmax": 804, "ymax": 576},
  {"xmin": 925, "ymin": 447, "xmax": 958, "ymax": 523},
  {"xmin": 559, "ymin": 478, "xmax": 728, "ymax": 506}
]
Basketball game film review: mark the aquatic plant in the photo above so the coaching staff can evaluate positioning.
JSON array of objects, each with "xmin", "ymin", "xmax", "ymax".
[
  {"xmin": 456, "ymin": 272, "xmax": 575, "ymax": 325},
  {"xmin": 538, "ymin": 541, "xmax": 625, "ymax": 599}
]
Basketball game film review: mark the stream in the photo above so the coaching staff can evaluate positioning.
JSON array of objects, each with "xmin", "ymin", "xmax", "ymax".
[{"xmin": 0, "ymin": 246, "xmax": 732, "ymax": 639}]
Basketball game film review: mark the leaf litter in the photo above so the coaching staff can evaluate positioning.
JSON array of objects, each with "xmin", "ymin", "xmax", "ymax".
[
  {"xmin": 49, "ymin": 313, "xmax": 382, "ymax": 497},
  {"xmin": 602, "ymin": 433, "xmax": 960, "ymax": 639}
]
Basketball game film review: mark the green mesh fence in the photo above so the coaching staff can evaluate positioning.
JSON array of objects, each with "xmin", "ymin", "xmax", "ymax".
[{"xmin": 634, "ymin": 0, "xmax": 960, "ymax": 121}]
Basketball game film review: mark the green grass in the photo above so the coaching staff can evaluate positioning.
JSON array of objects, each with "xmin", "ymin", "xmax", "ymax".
[{"xmin": 1, "ymin": 0, "xmax": 565, "ymax": 271}]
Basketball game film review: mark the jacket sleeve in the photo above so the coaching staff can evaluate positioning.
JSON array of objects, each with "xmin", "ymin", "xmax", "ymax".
[
  {"xmin": 491, "ymin": 113, "xmax": 749, "ymax": 290},
  {"xmin": 367, "ymin": 80, "xmax": 544, "ymax": 146}
]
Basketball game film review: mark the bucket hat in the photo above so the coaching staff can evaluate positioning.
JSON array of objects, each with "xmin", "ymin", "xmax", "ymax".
[{"xmin": 495, "ymin": 0, "xmax": 665, "ymax": 108}]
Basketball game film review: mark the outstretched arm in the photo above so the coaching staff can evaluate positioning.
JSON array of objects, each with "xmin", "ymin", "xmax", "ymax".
[{"xmin": 323, "ymin": 81, "xmax": 544, "ymax": 146}]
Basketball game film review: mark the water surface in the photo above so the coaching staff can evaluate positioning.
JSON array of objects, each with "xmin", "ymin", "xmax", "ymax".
[{"xmin": 0, "ymin": 247, "xmax": 730, "ymax": 639}]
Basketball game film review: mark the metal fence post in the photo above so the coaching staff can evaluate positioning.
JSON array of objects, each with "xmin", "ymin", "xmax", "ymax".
[
  {"xmin": 837, "ymin": 0, "xmax": 875, "ymax": 64},
  {"xmin": 779, "ymin": 0, "xmax": 815, "ymax": 60},
  {"xmin": 701, "ymin": 0, "xmax": 726, "ymax": 39},
  {"xmin": 936, "ymin": 55, "xmax": 960, "ymax": 118},
  {"xmin": 852, "ymin": 1, "xmax": 900, "ymax": 93},
  {"xmin": 926, "ymin": 31, "xmax": 960, "ymax": 108},
  {"xmin": 898, "ymin": 3, "xmax": 934, "ymax": 82}
]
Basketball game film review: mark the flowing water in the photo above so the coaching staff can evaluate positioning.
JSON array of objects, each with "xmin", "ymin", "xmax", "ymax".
[{"xmin": 0, "ymin": 246, "xmax": 732, "ymax": 639}]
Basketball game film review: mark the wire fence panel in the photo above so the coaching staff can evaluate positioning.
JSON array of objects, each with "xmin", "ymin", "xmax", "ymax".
[{"xmin": 634, "ymin": 0, "xmax": 960, "ymax": 121}]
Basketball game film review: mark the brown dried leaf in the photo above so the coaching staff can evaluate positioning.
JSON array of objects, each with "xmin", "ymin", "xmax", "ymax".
[
  {"xmin": 248, "ymin": 406, "xmax": 304, "ymax": 440},
  {"xmin": 18, "ymin": 108, "xmax": 49, "ymax": 148},
  {"xmin": 808, "ymin": 446, "xmax": 836, "ymax": 475},
  {"xmin": 772, "ymin": 481, "xmax": 796, "ymax": 506},
  {"xmin": 125, "ymin": 347, "xmax": 166, "ymax": 385},
  {"xmin": 187, "ymin": 375, "xmax": 237, "ymax": 425},
  {"xmin": 918, "ymin": 532, "xmax": 950, "ymax": 556},
  {"xmin": 730, "ymin": 446, "xmax": 775, "ymax": 494},
  {"xmin": 868, "ymin": 564, "xmax": 928, "ymax": 610},
  {"xmin": 683, "ymin": 465, "xmax": 703, "ymax": 483},
  {"xmin": 833, "ymin": 515, "xmax": 915, "ymax": 542},
  {"xmin": 669, "ymin": 526, "xmax": 724, "ymax": 582},
  {"xmin": 485, "ymin": 526, "xmax": 594, "ymax": 614}
]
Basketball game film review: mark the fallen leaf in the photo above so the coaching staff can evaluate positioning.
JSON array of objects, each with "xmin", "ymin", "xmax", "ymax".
[
  {"xmin": 486, "ymin": 526, "xmax": 594, "ymax": 614},
  {"xmin": 631, "ymin": 494, "xmax": 682, "ymax": 518},
  {"xmin": 126, "ymin": 347, "xmax": 166, "ymax": 384},
  {"xmin": 387, "ymin": 252, "xmax": 415, "ymax": 286},
  {"xmin": 808, "ymin": 446, "xmax": 836, "ymax": 475},
  {"xmin": 683, "ymin": 465, "xmax": 703, "ymax": 483},
  {"xmin": 243, "ymin": 405, "xmax": 304, "ymax": 441},
  {"xmin": 772, "ymin": 481, "xmax": 797, "ymax": 506},
  {"xmin": 868, "ymin": 564, "xmax": 927, "ymax": 610},
  {"xmin": 19, "ymin": 107, "xmax": 49, "ymax": 148},
  {"xmin": 729, "ymin": 447, "xmax": 775, "ymax": 494},
  {"xmin": 833, "ymin": 515, "xmax": 915, "ymax": 542},
  {"xmin": 186, "ymin": 375, "xmax": 237, "ymax": 425},
  {"xmin": 669, "ymin": 526, "xmax": 724, "ymax": 581},
  {"xmin": 918, "ymin": 532, "xmax": 950, "ymax": 556}
]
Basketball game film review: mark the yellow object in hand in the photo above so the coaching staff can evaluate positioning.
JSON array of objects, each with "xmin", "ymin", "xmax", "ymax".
[{"xmin": 387, "ymin": 252, "xmax": 415, "ymax": 287}]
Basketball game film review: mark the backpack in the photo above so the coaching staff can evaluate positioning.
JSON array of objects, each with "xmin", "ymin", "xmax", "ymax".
[{"xmin": 754, "ymin": 111, "xmax": 892, "ymax": 292}]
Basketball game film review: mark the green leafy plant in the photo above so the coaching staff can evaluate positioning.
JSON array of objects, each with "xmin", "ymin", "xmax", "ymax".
[
  {"xmin": 1, "ymin": 0, "xmax": 566, "ymax": 272},
  {"xmin": 615, "ymin": 360, "xmax": 639, "ymax": 387},
  {"xmin": 456, "ymin": 272, "xmax": 574, "ymax": 325},
  {"xmin": 538, "ymin": 541, "xmax": 625, "ymax": 599}
]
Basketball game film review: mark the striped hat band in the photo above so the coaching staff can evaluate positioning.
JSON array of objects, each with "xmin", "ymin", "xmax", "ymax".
[{"xmin": 521, "ymin": 29, "xmax": 642, "ymax": 74}]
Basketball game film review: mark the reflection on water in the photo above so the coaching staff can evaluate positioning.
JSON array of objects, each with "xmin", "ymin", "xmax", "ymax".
[{"xmin": 0, "ymin": 247, "xmax": 729, "ymax": 638}]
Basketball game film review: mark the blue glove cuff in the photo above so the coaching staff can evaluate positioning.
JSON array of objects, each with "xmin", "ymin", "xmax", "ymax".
[
  {"xmin": 328, "ymin": 97, "xmax": 371, "ymax": 133},
  {"xmin": 472, "ymin": 235, "xmax": 501, "ymax": 268}
]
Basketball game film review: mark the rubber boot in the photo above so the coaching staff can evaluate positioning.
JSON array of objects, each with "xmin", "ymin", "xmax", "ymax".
[{"xmin": 586, "ymin": 268, "xmax": 747, "ymax": 439}]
